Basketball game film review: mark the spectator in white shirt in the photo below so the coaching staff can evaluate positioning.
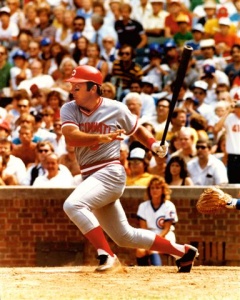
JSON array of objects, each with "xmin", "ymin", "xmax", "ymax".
[
  {"xmin": 33, "ymin": 152, "xmax": 73, "ymax": 187},
  {"xmin": 0, "ymin": 138, "xmax": 26, "ymax": 184},
  {"xmin": 187, "ymin": 139, "xmax": 228, "ymax": 185}
]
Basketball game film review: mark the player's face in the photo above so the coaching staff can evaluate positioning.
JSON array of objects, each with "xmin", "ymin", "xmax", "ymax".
[{"xmin": 71, "ymin": 82, "xmax": 89, "ymax": 105}]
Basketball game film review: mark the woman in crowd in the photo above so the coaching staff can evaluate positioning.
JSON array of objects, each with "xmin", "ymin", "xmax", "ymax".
[
  {"xmin": 72, "ymin": 35, "xmax": 89, "ymax": 65},
  {"xmin": 165, "ymin": 156, "xmax": 193, "ymax": 186},
  {"xmin": 46, "ymin": 90, "xmax": 64, "ymax": 120},
  {"xmin": 136, "ymin": 175, "xmax": 178, "ymax": 266}
]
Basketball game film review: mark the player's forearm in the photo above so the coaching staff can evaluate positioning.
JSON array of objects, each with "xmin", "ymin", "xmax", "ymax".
[
  {"xmin": 133, "ymin": 125, "xmax": 156, "ymax": 150},
  {"xmin": 213, "ymin": 112, "xmax": 229, "ymax": 134},
  {"xmin": 64, "ymin": 131, "xmax": 102, "ymax": 147}
]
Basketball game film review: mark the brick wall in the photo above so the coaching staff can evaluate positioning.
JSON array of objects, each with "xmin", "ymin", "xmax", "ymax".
[{"xmin": 0, "ymin": 186, "xmax": 239, "ymax": 267}]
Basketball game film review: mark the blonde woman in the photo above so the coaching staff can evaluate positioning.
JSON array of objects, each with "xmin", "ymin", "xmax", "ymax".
[
  {"xmin": 55, "ymin": 10, "xmax": 75, "ymax": 47},
  {"xmin": 136, "ymin": 176, "xmax": 178, "ymax": 266}
]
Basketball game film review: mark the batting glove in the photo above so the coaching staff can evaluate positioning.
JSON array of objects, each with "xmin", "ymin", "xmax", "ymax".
[{"xmin": 151, "ymin": 141, "xmax": 169, "ymax": 158}]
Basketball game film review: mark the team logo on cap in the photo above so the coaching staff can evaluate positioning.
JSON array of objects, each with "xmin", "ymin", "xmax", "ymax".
[{"xmin": 72, "ymin": 69, "xmax": 76, "ymax": 77}]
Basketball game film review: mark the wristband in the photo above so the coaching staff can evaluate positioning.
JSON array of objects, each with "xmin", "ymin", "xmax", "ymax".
[{"xmin": 147, "ymin": 138, "xmax": 157, "ymax": 149}]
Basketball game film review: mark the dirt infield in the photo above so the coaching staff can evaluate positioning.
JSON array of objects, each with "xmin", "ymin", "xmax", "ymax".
[{"xmin": 0, "ymin": 266, "xmax": 239, "ymax": 300}]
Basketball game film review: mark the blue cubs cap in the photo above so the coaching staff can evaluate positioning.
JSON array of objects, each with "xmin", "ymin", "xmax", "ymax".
[
  {"xmin": 164, "ymin": 39, "xmax": 177, "ymax": 49},
  {"xmin": 40, "ymin": 37, "xmax": 51, "ymax": 46},
  {"xmin": 13, "ymin": 50, "xmax": 27, "ymax": 60},
  {"xmin": 203, "ymin": 64, "xmax": 215, "ymax": 74},
  {"xmin": 72, "ymin": 32, "xmax": 82, "ymax": 41}
]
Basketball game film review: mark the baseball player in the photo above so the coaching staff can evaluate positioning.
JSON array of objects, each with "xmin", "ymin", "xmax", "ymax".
[{"xmin": 60, "ymin": 65, "xmax": 198, "ymax": 273}]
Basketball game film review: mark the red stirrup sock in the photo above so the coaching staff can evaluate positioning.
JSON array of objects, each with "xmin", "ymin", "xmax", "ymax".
[
  {"xmin": 150, "ymin": 235, "xmax": 185, "ymax": 258},
  {"xmin": 85, "ymin": 226, "xmax": 114, "ymax": 257}
]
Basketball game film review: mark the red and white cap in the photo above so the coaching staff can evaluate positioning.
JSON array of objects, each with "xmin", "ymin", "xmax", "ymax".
[{"xmin": 65, "ymin": 65, "xmax": 103, "ymax": 85}]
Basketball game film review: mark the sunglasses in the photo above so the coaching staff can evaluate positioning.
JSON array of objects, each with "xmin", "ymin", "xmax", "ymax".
[
  {"xmin": 196, "ymin": 145, "xmax": 207, "ymax": 150},
  {"xmin": 38, "ymin": 149, "xmax": 49, "ymax": 153},
  {"xmin": 120, "ymin": 51, "xmax": 131, "ymax": 56},
  {"xmin": 18, "ymin": 104, "xmax": 28, "ymax": 108}
]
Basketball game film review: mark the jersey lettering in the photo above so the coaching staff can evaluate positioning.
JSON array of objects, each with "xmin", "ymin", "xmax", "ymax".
[{"xmin": 79, "ymin": 122, "xmax": 111, "ymax": 134}]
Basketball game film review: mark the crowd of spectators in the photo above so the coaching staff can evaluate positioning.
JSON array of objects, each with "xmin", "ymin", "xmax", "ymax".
[{"xmin": 0, "ymin": 0, "xmax": 240, "ymax": 187}]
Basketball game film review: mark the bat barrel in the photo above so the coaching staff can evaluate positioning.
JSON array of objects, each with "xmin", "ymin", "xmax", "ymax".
[{"xmin": 160, "ymin": 45, "xmax": 193, "ymax": 146}]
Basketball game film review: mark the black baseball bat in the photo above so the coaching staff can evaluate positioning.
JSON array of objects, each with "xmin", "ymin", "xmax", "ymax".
[{"xmin": 160, "ymin": 45, "xmax": 193, "ymax": 146}]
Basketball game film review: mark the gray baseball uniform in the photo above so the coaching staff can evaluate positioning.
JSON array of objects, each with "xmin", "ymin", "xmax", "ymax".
[{"xmin": 61, "ymin": 97, "xmax": 156, "ymax": 249}]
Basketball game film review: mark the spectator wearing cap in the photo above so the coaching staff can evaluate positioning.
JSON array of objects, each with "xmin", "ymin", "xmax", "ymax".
[
  {"xmin": 173, "ymin": 14, "xmax": 193, "ymax": 48},
  {"xmin": 225, "ymin": 44, "xmax": 240, "ymax": 86},
  {"xmin": 0, "ymin": 45, "xmax": 12, "ymax": 94},
  {"xmin": 164, "ymin": 0, "xmax": 192, "ymax": 38},
  {"xmin": 144, "ymin": 0, "xmax": 169, "ymax": 39},
  {"xmin": 200, "ymin": 59, "xmax": 230, "ymax": 105},
  {"xmin": 197, "ymin": 38, "xmax": 227, "ymax": 72},
  {"xmin": 126, "ymin": 147, "xmax": 153, "ymax": 186},
  {"xmin": 214, "ymin": 100, "xmax": 240, "ymax": 183},
  {"xmin": 194, "ymin": 1, "xmax": 217, "ymax": 28},
  {"xmin": 0, "ymin": 120, "xmax": 11, "ymax": 140},
  {"xmin": 204, "ymin": 6, "xmax": 237, "ymax": 38},
  {"xmin": 115, "ymin": 3, "xmax": 148, "ymax": 49},
  {"xmin": 214, "ymin": 17, "xmax": 240, "ymax": 58},
  {"xmin": 185, "ymin": 23, "xmax": 204, "ymax": 59},
  {"xmin": 10, "ymin": 50, "xmax": 31, "ymax": 91},
  {"xmin": 190, "ymin": 80, "xmax": 216, "ymax": 132},
  {"xmin": 161, "ymin": 39, "xmax": 180, "ymax": 72},
  {"xmin": 131, "ymin": 0, "xmax": 153, "ymax": 29},
  {"xmin": 142, "ymin": 46, "xmax": 171, "ymax": 91},
  {"xmin": 55, "ymin": 10, "xmax": 75, "ymax": 48},
  {"xmin": 32, "ymin": 6, "xmax": 56, "ymax": 44},
  {"xmin": 0, "ymin": 6, "xmax": 19, "ymax": 49}
]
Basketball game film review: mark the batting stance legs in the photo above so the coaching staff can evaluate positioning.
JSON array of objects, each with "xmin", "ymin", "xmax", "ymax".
[{"xmin": 63, "ymin": 165, "xmax": 198, "ymax": 272}]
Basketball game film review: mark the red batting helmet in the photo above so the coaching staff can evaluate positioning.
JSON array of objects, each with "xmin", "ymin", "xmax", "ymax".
[{"xmin": 65, "ymin": 65, "xmax": 103, "ymax": 85}]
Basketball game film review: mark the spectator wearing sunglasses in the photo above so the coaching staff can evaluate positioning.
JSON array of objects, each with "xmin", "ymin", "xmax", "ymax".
[
  {"xmin": 111, "ymin": 44, "xmax": 143, "ymax": 100},
  {"xmin": 187, "ymin": 139, "xmax": 228, "ymax": 185},
  {"xmin": 21, "ymin": 140, "xmax": 72, "ymax": 186}
]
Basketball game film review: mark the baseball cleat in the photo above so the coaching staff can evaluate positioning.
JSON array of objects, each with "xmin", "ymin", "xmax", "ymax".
[
  {"xmin": 176, "ymin": 244, "xmax": 199, "ymax": 273},
  {"xmin": 95, "ymin": 254, "xmax": 122, "ymax": 272}
]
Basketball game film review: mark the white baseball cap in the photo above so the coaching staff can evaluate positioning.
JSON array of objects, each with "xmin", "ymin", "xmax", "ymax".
[
  {"xmin": 219, "ymin": 17, "xmax": 231, "ymax": 26},
  {"xmin": 128, "ymin": 148, "xmax": 146, "ymax": 160},
  {"xmin": 193, "ymin": 80, "xmax": 208, "ymax": 91},
  {"xmin": 200, "ymin": 39, "xmax": 215, "ymax": 48}
]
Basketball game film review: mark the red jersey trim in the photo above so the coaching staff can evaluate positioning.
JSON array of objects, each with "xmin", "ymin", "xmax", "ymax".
[{"xmin": 79, "ymin": 97, "xmax": 103, "ymax": 116}]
